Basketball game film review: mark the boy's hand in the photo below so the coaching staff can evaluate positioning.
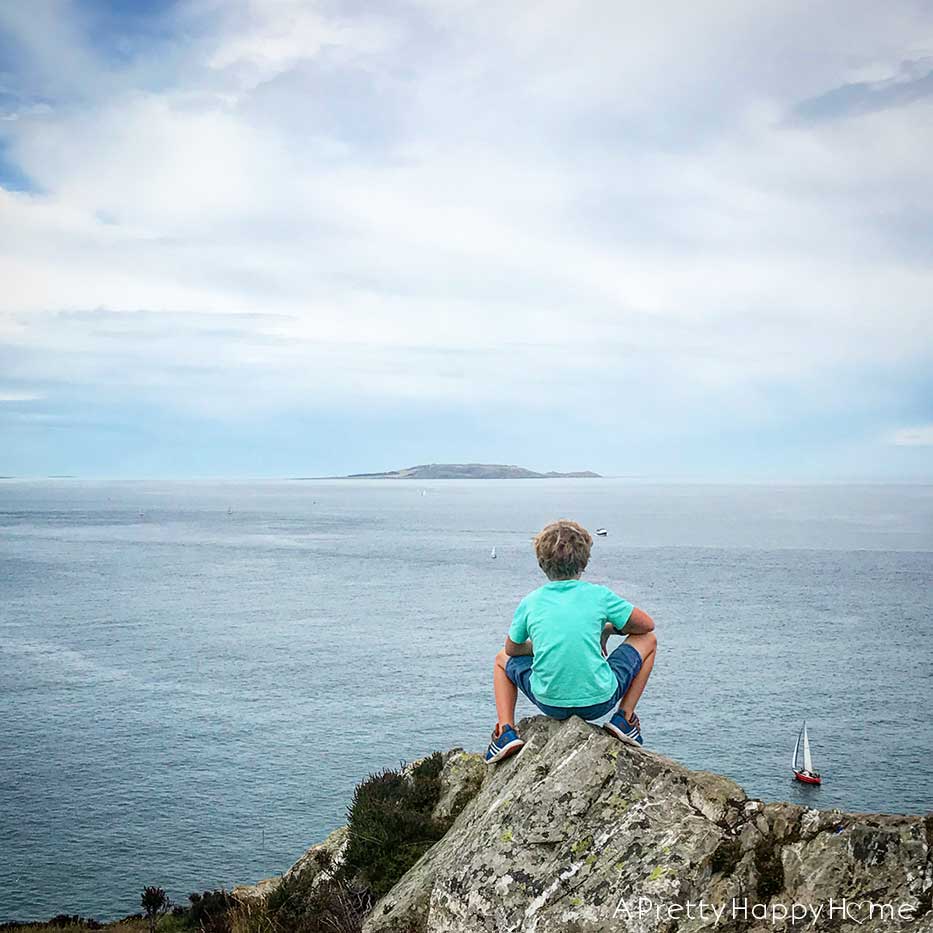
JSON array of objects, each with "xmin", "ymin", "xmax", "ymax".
[
  {"xmin": 602, "ymin": 609, "xmax": 654, "ymax": 655},
  {"xmin": 600, "ymin": 622, "xmax": 615, "ymax": 657}
]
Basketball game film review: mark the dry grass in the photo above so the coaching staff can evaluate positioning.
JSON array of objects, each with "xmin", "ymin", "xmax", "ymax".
[{"xmin": 2, "ymin": 921, "xmax": 148, "ymax": 933}]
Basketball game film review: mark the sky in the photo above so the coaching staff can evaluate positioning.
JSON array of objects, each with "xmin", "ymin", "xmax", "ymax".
[{"xmin": 1, "ymin": 0, "xmax": 932, "ymax": 480}]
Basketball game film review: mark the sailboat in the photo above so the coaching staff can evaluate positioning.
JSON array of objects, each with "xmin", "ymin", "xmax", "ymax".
[
  {"xmin": 490, "ymin": 547, "xmax": 497, "ymax": 559},
  {"xmin": 792, "ymin": 720, "xmax": 822, "ymax": 785}
]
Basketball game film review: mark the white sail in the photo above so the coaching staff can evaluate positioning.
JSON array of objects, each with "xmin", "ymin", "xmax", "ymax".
[
  {"xmin": 490, "ymin": 547, "xmax": 496, "ymax": 559},
  {"xmin": 793, "ymin": 725, "xmax": 801, "ymax": 770},
  {"xmin": 802, "ymin": 723, "xmax": 813, "ymax": 773}
]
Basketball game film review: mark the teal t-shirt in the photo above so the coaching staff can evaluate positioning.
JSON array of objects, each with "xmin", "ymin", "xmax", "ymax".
[{"xmin": 508, "ymin": 580, "xmax": 635, "ymax": 707}]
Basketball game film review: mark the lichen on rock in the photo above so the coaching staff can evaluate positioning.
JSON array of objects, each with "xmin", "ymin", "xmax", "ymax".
[{"xmin": 362, "ymin": 716, "xmax": 932, "ymax": 933}]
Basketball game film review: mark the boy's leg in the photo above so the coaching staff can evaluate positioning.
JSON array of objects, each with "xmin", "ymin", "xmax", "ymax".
[
  {"xmin": 494, "ymin": 649, "xmax": 518, "ymax": 730},
  {"xmin": 617, "ymin": 631, "xmax": 657, "ymax": 719}
]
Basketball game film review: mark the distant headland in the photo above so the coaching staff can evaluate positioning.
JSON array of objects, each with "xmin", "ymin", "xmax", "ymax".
[{"xmin": 312, "ymin": 463, "xmax": 602, "ymax": 480}]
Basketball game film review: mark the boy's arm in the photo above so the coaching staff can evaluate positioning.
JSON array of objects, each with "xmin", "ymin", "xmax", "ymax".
[
  {"xmin": 619, "ymin": 607, "xmax": 655, "ymax": 634},
  {"xmin": 601, "ymin": 608, "xmax": 655, "ymax": 655},
  {"xmin": 505, "ymin": 636, "xmax": 533, "ymax": 657}
]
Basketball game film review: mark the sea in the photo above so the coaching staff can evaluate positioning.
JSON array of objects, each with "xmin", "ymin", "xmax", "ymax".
[{"xmin": 1, "ymin": 479, "xmax": 931, "ymax": 921}]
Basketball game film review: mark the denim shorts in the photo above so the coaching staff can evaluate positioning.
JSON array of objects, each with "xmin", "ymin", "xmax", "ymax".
[{"xmin": 505, "ymin": 643, "xmax": 643, "ymax": 720}]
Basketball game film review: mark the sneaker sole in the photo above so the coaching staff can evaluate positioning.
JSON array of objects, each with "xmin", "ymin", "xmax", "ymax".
[
  {"xmin": 485, "ymin": 738, "xmax": 524, "ymax": 764},
  {"xmin": 603, "ymin": 721, "xmax": 642, "ymax": 747}
]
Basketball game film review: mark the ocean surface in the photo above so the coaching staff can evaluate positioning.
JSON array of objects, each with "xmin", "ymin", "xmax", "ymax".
[{"xmin": 1, "ymin": 479, "xmax": 931, "ymax": 921}]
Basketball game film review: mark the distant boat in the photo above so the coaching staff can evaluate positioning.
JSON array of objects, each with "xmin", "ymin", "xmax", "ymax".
[
  {"xmin": 595, "ymin": 528, "xmax": 608, "ymax": 537},
  {"xmin": 490, "ymin": 547, "xmax": 497, "ymax": 559},
  {"xmin": 420, "ymin": 489, "xmax": 427, "ymax": 497},
  {"xmin": 793, "ymin": 721, "xmax": 822, "ymax": 785}
]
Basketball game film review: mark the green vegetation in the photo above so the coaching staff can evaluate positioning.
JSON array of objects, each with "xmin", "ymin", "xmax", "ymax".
[
  {"xmin": 185, "ymin": 893, "xmax": 236, "ymax": 933},
  {"xmin": 342, "ymin": 752, "xmax": 446, "ymax": 899},
  {"xmin": 570, "ymin": 836, "xmax": 593, "ymax": 856},
  {"xmin": 140, "ymin": 889, "xmax": 169, "ymax": 933},
  {"xmin": 259, "ymin": 870, "xmax": 367, "ymax": 933}
]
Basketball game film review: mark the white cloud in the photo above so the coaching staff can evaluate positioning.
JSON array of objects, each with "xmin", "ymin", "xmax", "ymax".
[
  {"xmin": 0, "ymin": 0, "xmax": 931, "ymax": 430},
  {"xmin": 204, "ymin": 0, "xmax": 396, "ymax": 88},
  {"xmin": 889, "ymin": 426, "xmax": 933, "ymax": 447}
]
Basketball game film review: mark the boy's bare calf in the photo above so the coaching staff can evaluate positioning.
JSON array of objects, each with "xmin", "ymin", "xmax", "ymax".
[
  {"xmin": 494, "ymin": 647, "xmax": 520, "ymax": 731},
  {"xmin": 616, "ymin": 629, "xmax": 657, "ymax": 720}
]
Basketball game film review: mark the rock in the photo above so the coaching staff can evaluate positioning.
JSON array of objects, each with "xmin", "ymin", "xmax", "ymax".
[
  {"xmin": 432, "ymin": 749, "xmax": 486, "ymax": 826},
  {"xmin": 281, "ymin": 825, "xmax": 350, "ymax": 883},
  {"xmin": 230, "ymin": 875, "xmax": 281, "ymax": 903},
  {"xmin": 363, "ymin": 716, "xmax": 933, "ymax": 933},
  {"xmin": 231, "ymin": 825, "xmax": 349, "ymax": 903}
]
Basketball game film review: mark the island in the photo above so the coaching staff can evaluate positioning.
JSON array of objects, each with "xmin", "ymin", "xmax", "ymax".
[{"xmin": 336, "ymin": 463, "xmax": 601, "ymax": 479}]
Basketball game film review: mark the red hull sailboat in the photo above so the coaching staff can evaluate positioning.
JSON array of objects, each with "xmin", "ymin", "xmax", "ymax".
[{"xmin": 792, "ymin": 720, "xmax": 822, "ymax": 785}]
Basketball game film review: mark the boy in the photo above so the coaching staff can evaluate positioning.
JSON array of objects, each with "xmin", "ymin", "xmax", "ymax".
[{"xmin": 485, "ymin": 519, "xmax": 657, "ymax": 764}]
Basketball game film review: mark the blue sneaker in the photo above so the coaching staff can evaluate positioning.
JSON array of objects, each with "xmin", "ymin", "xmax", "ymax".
[
  {"xmin": 484, "ymin": 723, "xmax": 524, "ymax": 764},
  {"xmin": 605, "ymin": 710, "xmax": 643, "ymax": 746}
]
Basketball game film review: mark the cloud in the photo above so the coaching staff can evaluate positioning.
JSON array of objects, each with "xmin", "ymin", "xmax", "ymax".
[
  {"xmin": 889, "ymin": 426, "xmax": 933, "ymax": 447},
  {"xmin": 204, "ymin": 0, "xmax": 397, "ymax": 88},
  {"xmin": 0, "ymin": 0, "xmax": 932, "ymax": 476}
]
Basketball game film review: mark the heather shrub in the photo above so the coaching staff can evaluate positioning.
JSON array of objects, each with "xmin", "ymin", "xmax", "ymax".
[
  {"xmin": 341, "ymin": 752, "xmax": 445, "ymax": 899},
  {"xmin": 186, "ymin": 892, "xmax": 234, "ymax": 933}
]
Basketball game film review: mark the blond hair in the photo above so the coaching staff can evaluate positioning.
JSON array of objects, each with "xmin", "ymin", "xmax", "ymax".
[{"xmin": 533, "ymin": 519, "xmax": 592, "ymax": 580}]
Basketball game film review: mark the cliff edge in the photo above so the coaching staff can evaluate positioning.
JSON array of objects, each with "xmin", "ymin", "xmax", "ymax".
[{"xmin": 238, "ymin": 716, "xmax": 933, "ymax": 933}]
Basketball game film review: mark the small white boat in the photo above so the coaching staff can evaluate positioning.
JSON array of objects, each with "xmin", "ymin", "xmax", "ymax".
[
  {"xmin": 490, "ymin": 547, "xmax": 497, "ymax": 559},
  {"xmin": 595, "ymin": 528, "xmax": 608, "ymax": 537},
  {"xmin": 792, "ymin": 720, "xmax": 822, "ymax": 785}
]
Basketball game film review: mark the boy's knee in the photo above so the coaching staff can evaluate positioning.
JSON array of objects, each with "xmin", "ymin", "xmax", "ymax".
[
  {"xmin": 495, "ymin": 648, "xmax": 510, "ymax": 668},
  {"xmin": 629, "ymin": 630, "xmax": 657, "ymax": 655}
]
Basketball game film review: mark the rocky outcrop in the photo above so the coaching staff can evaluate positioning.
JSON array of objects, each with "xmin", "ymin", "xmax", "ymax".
[{"xmin": 364, "ymin": 717, "xmax": 932, "ymax": 933}]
